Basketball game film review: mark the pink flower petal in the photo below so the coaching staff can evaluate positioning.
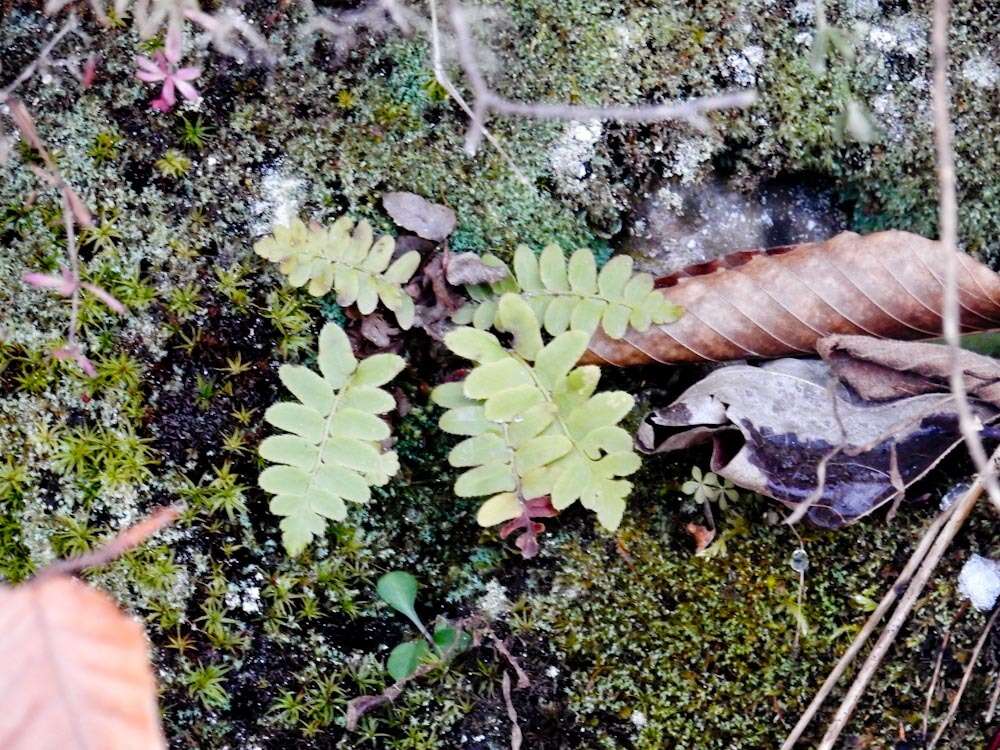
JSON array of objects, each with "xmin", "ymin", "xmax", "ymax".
[
  {"xmin": 82, "ymin": 55, "xmax": 98, "ymax": 88},
  {"xmin": 135, "ymin": 56, "xmax": 165, "ymax": 76},
  {"xmin": 137, "ymin": 70, "xmax": 166, "ymax": 82},
  {"xmin": 165, "ymin": 20, "xmax": 183, "ymax": 65},
  {"xmin": 174, "ymin": 67, "xmax": 201, "ymax": 81},
  {"xmin": 23, "ymin": 270, "xmax": 78, "ymax": 296},
  {"xmin": 160, "ymin": 78, "xmax": 176, "ymax": 107},
  {"xmin": 151, "ymin": 96, "xmax": 173, "ymax": 113},
  {"xmin": 74, "ymin": 353, "xmax": 98, "ymax": 378},
  {"xmin": 174, "ymin": 78, "xmax": 200, "ymax": 102},
  {"xmin": 52, "ymin": 345, "xmax": 98, "ymax": 377},
  {"xmin": 80, "ymin": 282, "xmax": 127, "ymax": 314}
]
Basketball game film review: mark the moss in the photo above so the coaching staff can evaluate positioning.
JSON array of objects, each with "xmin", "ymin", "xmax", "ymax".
[{"xmin": 518, "ymin": 467, "xmax": 998, "ymax": 749}]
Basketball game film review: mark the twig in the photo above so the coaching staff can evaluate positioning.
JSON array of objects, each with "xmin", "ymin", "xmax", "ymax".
[
  {"xmin": 502, "ymin": 671, "xmax": 523, "ymax": 750},
  {"xmin": 817, "ymin": 449, "xmax": 999, "ymax": 749},
  {"xmin": 37, "ymin": 505, "xmax": 182, "ymax": 579},
  {"xmin": 922, "ymin": 600, "xmax": 969, "ymax": 739},
  {"xmin": 931, "ymin": 0, "xmax": 1000, "ymax": 517},
  {"xmin": 0, "ymin": 15, "xmax": 80, "ymax": 102},
  {"xmin": 928, "ymin": 606, "xmax": 1000, "ymax": 748},
  {"xmin": 985, "ymin": 667, "xmax": 1000, "ymax": 723},
  {"xmin": 445, "ymin": 2, "xmax": 757, "ymax": 156},
  {"xmin": 781, "ymin": 506, "xmax": 953, "ymax": 749},
  {"xmin": 428, "ymin": 0, "xmax": 531, "ymax": 185}
]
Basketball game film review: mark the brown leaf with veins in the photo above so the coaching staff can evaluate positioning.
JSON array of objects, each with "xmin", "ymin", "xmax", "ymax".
[
  {"xmin": 0, "ymin": 576, "xmax": 165, "ymax": 750},
  {"xmin": 382, "ymin": 192, "xmax": 456, "ymax": 242},
  {"xmin": 585, "ymin": 230, "xmax": 1000, "ymax": 366}
]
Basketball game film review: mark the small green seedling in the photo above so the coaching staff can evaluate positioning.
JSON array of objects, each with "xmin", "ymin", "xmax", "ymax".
[{"xmin": 376, "ymin": 571, "xmax": 471, "ymax": 681}]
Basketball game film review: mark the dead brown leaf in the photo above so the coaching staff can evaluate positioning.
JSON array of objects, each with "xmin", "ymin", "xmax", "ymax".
[
  {"xmin": 445, "ymin": 252, "xmax": 510, "ymax": 285},
  {"xmin": 685, "ymin": 522, "xmax": 716, "ymax": 553},
  {"xmin": 817, "ymin": 334, "xmax": 1000, "ymax": 406},
  {"xmin": 382, "ymin": 192, "xmax": 457, "ymax": 242},
  {"xmin": 0, "ymin": 576, "xmax": 165, "ymax": 749},
  {"xmin": 586, "ymin": 230, "xmax": 1000, "ymax": 366}
]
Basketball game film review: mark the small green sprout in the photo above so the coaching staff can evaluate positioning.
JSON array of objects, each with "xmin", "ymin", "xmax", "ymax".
[
  {"xmin": 155, "ymin": 148, "xmax": 191, "ymax": 177},
  {"xmin": 681, "ymin": 466, "xmax": 739, "ymax": 506},
  {"xmin": 182, "ymin": 662, "xmax": 231, "ymax": 710},
  {"xmin": 179, "ymin": 114, "xmax": 214, "ymax": 149}
]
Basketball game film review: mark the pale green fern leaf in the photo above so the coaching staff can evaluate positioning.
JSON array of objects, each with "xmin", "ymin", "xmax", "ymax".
[
  {"xmin": 259, "ymin": 322, "xmax": 405, "ymax": 555},
  {"xmin": 255, "ymin": 215, "xmax": 420, "ymax": 329},
  {"xmin": 452, "ymin": 243, "xmax": 683, "ymax": 339},
  {"xmin": 432, "ymin": 294, "xmax": 640, "ymax": 532}
]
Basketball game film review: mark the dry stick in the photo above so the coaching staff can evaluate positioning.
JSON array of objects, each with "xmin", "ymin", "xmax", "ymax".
[
  {"xmin": 922, "ymin": 600, "xmax": 969, "ymax": 739},
  {"xmin": 428, "ymin": 0, "xmax": 531, "ymax": 185},
  {"xmin": 931, "ymin": 0, "xmax": 1000, "ymax": 517},
  {"xmin": 37, "ymin": 505, "xmax": 182, "ymax": 579},
  {"xmin": 446, "ymin": 2, "xmax": 757, "ymax": 155},
  {"xmin": 985, "ymin": 668, "xmax": 1000, "ymax": 723},
  {"xmin": 0, "ymin": 15, "xmax": 79, "ymax": 102},
  {"xmin": 780, "ymin": 506, "xmax": 953, "ymax": 749},
  {"xmin": 817, "ymin": 451, "xmax": 1000, "ymax": 750},
  {"xmin": 928, "ymin": 606, "xmax": 1000, "ymax": 748}
]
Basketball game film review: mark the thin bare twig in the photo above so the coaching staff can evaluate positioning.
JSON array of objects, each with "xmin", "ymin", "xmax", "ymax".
[
  {"xmin": 932, "ymin": 0, "xmax": 1000, "ymax": 517},
  {"xmin": 927, "ymin": 606, "xmax": 1000, "ymax": 748},
  {"xmin": 986, "ymin": 668, "xmax": 1000, "ymax": 723},
  {"xmin": 445, "ymin": 2, "xmax": 757, "ymax": 156},
  {"xmin": 817, "ymin": 449, "xmax": 999, "ymax": 749},
  {"xmin": 37, "ymin": 505, "xmax": 182, "ymax": 579},
  {"xmin": 922, "ymin": 601, "xmax": 969, "ymax": 738},
  {"xmin": 0, "ymin": 15, "xmax": 81, "ymax": 103},
  {"xmin": 780, "ymin": 506, "xmax": 953, "ymax": 749}
]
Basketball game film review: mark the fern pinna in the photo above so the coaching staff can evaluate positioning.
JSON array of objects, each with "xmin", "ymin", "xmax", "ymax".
[
  {"xmin": 454, "ymin": 243, "xmax": 682, "ymax": 339},
  {"xmin": 254, "ymin": 215, "xmax": 420, "ymax": 329},
  {"xmin": 433, "ymin": 294, "xmax": 641, "ymax": 557},
  {"xmin": 258, "ymin": 322, "xmax": 404, "ymax": 555}
]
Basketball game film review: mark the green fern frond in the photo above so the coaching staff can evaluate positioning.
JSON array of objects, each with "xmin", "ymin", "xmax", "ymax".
[
  {"xmin": 255, "ymin": 216, "xmax": 420, "ymax": 329},
  {"xmin": 433, "ymin": 294, "xmax": 640, "ymax": 532},
  {"xmin": 258, "ymin": 322, "xmax": 404, "ymax": 555},
  {"xmin": 452, "ymin": 244, "xmax": 682, "ymax": 339}
]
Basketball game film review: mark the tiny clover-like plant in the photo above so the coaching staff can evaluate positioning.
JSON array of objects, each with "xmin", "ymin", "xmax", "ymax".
[
  {"xmin": 682, "ymin": 466, "xmax": 739, "ymax": 507},
  {"xmin": 377, "ymin": 571, "xmax": 471, "ymax": 681},
  {"xmin": 452, "ymin": 243, "xmax": 682, "ymax": 339},
  {"xmin": 255, "ymin": 215, "xmax": 420, "ymax": 328},
  {"xmin": 433, "ymin": 294, "xmax": 641, "ymax": 556},
  {"xmin": 258, "ymin": 322, "xmax": 404, "ymax": 556}
]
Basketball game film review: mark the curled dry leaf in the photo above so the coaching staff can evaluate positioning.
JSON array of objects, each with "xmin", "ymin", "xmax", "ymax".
[
  {"xmin": 585, "ymin": 230, "xmax": 1000, "ymax": 366},
  {"xmin": 0, "ymin": 576, "xmax": 165, "ymax": 750},
  {"xmin": 818, "ymin": 334, "xmax": 1000, "ymax": 406},
  {"xmin": 685, "ymin": 522, "xmax": 716, "ymax": 554},
  {"xmin": 382, "ymin": 191, "xmax": 457, "ymax": 242},
  {"xmin": 639, "ymin": 354, "xmax": 998, "ymax": 527}
]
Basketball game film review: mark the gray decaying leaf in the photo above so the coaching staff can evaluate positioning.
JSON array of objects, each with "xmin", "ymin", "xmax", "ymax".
[
  {"xmin": 445, "ymin": 252, "xmax": 510, "ymax": 285},
  {"xmin": 382, "ymin": 192, "xmax": 457, "ymax": 242},
  {"xmin": 638, "ymin": 354, "xmax": 998, "ymax": 528}
]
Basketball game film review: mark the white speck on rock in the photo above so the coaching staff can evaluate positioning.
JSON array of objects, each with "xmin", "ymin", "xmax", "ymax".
[
  {"xmin": 962, "ymin": 57, "xmax": 1000, "ymax": 89},
  {"xmin": 958, "ymin": 554, "xmax": 1000, "ymax": 611},
  {"xmin": 548, "ymin": 120, "xmax": 602, "ymax": 192},
  {"xmin": 477, "ymin": 579, "xmax": 510, "ymax": 619},
  {"xmin": 545, "ymin": 665, "xmax": 560, "ymax": 678},
  {"xmin": 631, "ymin": 710, "xmax": 647, "ymax": 729},
  {"xmin": 868, "ymin": 27, "xmax": 897, "ymax": 52},
  {"xmin": 252, "ymin": 164, "xmax": 304, "ymax": 235}
]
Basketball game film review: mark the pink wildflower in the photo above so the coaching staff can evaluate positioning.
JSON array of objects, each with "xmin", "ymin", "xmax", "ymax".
[
  {"xmin": 23, "ymin": 268, "xmax": 126, "ymax": 314},
  {"xmin": 53, "ymin": 344, "xmax": 98, "ymax": 378},
  {"xmin": 135, "ymin": 25, "xmax": 201, "ymax": 112}
]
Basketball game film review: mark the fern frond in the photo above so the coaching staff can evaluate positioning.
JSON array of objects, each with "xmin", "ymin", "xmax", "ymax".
[
  {"xmin": 258, "ymin": 322, "xmax": 405, "ymax": 555},
  {"xmin": 452, "ymin": 244, "xmax": 682, "ymax": 339},
  {"xmin": 255, "ymin": 216, "xmax": 420, "ymax": 329},
  {"xmin": 433, "ymin": 294, "xmax": 640, "ymax": 533}
]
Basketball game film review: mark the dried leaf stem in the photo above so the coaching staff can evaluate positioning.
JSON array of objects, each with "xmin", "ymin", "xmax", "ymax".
[
  {"xmin": 927, "ymin": 606, "xmax": 1000, "ymax": 749},
  {"xmin": 816, "ymin": 450, "xmax": 998, "ymax": 749},
  {"xmin": 932, "ymin": 0, "xmax": 1000, "ymax": 517},
  {"xmin": 38, "ymin": 505, "xmax": 182, "ymax": 580},
  {"xmin": 780, "ymin": 505, "xmax": 952, "ymax": 749}
]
